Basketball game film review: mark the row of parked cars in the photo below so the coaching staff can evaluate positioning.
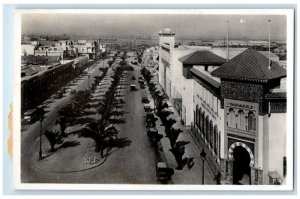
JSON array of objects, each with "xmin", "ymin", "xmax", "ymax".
[{"xmin": 141, "ymin": 79, "xmax": 174, "ymax": 184}]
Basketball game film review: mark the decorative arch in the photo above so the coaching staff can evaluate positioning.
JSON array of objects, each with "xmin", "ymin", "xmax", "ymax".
[
  {"xmin": 228, "ymin": 142, "xmax": 254, "ymax": 167},
  {"xmin": 227, "ymin": 108, "xmax": 236, "ymax": 128}
]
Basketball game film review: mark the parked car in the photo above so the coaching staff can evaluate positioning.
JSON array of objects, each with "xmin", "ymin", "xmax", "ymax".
[
  {"xmin": 140, "ymin": 84, "xmax": 145, "ymax": 89},
  {"xmin": 147, "ymin": 127, "xmax": 158, "ymax": 138},
  {"xmin": 146, "ymin": 120, "xmax": 156, "ymax": 128},
  {"xmin": 131, "ymin": 84, "xmax": 136, "ymax": 91},
  {"xmin": 145, "ymin": 112, "xmax": 157, "ymax": 123},
  {"xmin": 156, "ymin": 162, "xmax": 174, "ymax": 183},
  {"xmin": 144, "ymin": 104, "xmax": 152, "ymax": 112},
  {"xmin": 142, "ymin": 96, "xmax": 149, "ymax": 103},
  {"xmin": 22, "ymin": 109, "xmax": 37, "ymax": 124},
  {"xmin": 138, "ymin": 76, "xmax": 144, "ymax": 82}
]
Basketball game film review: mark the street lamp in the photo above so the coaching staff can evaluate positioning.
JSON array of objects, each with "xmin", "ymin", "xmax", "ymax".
[
  {"xmin": 268, "ymin": 19, "xmax": 272, "ymax": 70},
  {"xmin": 88, "ymin": 75, "xmax": 90, "ymax": 89},
  {"xmin": 226, "ymin": 20, "xmax": 230, "ymax": 62},
  {"xmin": 200, "ymin": 148, "xmax": 207, "ymax": 185},
  {"xmin": 37, "ymin": 107, "xmax": 45, "ymax": 160}
]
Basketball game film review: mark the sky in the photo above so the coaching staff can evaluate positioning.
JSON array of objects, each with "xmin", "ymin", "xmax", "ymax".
[{"xmin": 21, "ymin": 13, "xmax": 287, "ymax": 41}]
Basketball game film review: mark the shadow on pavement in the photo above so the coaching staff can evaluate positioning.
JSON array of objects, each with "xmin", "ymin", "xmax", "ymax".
[
  {"xmin": 109, "ymin": 118, "xmax": 126, "ymax": 124},
  {"xmin": 56, "ymin": 140, "xmax": 81, "ymax": 151},
  {"xmin": 109, "ymin": 137, "xmax": 132, "ymax": 149}
]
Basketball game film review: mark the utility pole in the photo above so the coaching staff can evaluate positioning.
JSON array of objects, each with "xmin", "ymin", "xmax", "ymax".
[
  {"xmin": 226, "ymin": 20, "xmax": 229, "ymax": 62},
  {"xmin": 268, "ymin": 19, "xmax": 272, "ymax": 70}
]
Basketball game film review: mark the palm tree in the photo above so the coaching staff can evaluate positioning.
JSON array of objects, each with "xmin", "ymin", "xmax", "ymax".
[
  {"xmin": 56, "ymin": 116, "xmax": 67, "ymax": 137},
  {"xmin": 44, "ymin": 130, "xmax": 63, "ymax": 152}
]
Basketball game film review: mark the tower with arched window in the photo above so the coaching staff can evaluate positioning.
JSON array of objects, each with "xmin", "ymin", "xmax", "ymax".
[{"xmin": 212, "ymin": 48, "xmax": 287, "ymax": 185}]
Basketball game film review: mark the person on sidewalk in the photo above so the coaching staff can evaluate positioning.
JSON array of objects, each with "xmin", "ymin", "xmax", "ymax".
[{"xmin": 214, "ymin": 171, "xmax": 221, "ymax": 185}]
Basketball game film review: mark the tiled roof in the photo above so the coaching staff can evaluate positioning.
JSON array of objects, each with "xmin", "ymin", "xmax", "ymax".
[
  {"xmin": 265, "ymin": 92, "xmax": 286, "ymax": 99},
  {"xmin": 190, "ymin": 68, "xmax": 220, "ymax": 88},
  {"xmin": 211, "ymin": 48, "xmax": 286, "ymax": 81},
  {"xmin": 178, "ymin": 50, "xmax": 226, "ymax": 65}
]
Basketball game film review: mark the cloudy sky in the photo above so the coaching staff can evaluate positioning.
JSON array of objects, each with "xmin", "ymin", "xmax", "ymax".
[{"xmin": 21, "ymin": 13, "xmax": 287, "ymax": 41}]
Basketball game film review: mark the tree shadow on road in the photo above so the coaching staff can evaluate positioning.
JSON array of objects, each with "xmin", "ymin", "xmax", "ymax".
[
  {"xmin": 42, "ymin": 141, "xmax": 81, "ymax": 159},
  {"xmin": 104, "ymin": 137, "xmax": 132, "ymax": 157},
  {"xmin": 110, "ymin": 137, "xmax": 132, "ymax": 149},
  {"xmin": 109, "ymin": 118, "xmax": 126, "ymax": 124},
  {"xmin": 56, "ymin": 140, "xmax": 81, "ymax": 151},
  {"xmin": 73, "ymin": 117, "xmax": 97, "ymax": 126}
]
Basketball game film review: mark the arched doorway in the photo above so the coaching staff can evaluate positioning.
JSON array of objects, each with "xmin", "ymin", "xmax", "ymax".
[{"xmin": 232, "ymin": 146, "xmax": 251, "ymax": 185}]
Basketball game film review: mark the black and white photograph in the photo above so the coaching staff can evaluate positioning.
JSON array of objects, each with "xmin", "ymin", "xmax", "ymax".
[{"xmin": 14, "ymin": 9, "xmax": 294, "ymax": 190}]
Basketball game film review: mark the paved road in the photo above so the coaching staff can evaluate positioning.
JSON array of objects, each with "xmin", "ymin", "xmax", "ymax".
[
  {"xmin": 21, "ymin": 60, "xmax": 108, "ymax": 182},
  {"xmin": 21, "ymin": 57, "xmax": 159, "ymax": 184}
]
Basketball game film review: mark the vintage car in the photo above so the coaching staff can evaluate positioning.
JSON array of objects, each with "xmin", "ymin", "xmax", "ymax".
[
  {"xmin": 144, "ymin": 104, "xmax": 152, "ymax": 112},
  {"xmin": 156, "ymin": 162, "xmax": 174, "ymax": 183},
  {"xmin": 22, "ymin": 109, "xmax": 38, "ymax": 124},
  {"xmin": 138, "ymin": 77, "xmax": 144, "ymax": 84},
  {"xmin": 147, "ymin": 127, "xmax": 158, "ymax": 137},
  {"xmin": 145, "ymin": 120, "xmax": 156, "ymax": 128},
  {"xmin": 145, "ymin": 112, "xmax": 157, "ymax": 123},
  {"xmin": 130, "ymin": 84, "xmax": 136, "ymax": 91},
  {"xmin": 142, "ymin": 96, "xmax": 149, "ymax": 103}
]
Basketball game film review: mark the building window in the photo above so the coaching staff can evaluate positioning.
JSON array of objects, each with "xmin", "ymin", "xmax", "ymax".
[
  {"xmin": 203, "ymin": 114, "xmax": 207, "ymax": 138},
  {"xmin": 201, "ymin": 112, "xmax": 205, "ymax": 136},
  {"xmin": 198, "ymin": 108, "xmax": 202, "ymax": 131},
  {"xmin": 214, "ymin": 125, "xmax": 218, "ymax": 154},
  {"xmin": 206, "ymin": 116, "xmax": 210, "ymax": 143},
  {"xmin": 248, "ymin": 111, "xmax": 256, "ymax": 131},
  {"xmin": 237, "ymin": 110, "xmax": 246, "ymax": 130},
  {"xmin": 210, "ymin": 121, "xmax": 213, "ymax": 148},
  {"xmin": 199, "ymin": 110, "xmax": 203, "ymax": 134},
  {"xmin": 228, "ymin": 108, "xmax": 236, "ymax": 128}
]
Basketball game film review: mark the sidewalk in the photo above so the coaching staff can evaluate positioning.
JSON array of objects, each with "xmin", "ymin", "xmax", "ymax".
[{"xmin": 144, "ymin": 77, "xmax": 216, "ymax": 185}]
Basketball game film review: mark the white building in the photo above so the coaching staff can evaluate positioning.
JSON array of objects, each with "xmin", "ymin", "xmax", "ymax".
[{"xmin": 158, "ymin": 27, "xmax": 287, "ymax": 185}]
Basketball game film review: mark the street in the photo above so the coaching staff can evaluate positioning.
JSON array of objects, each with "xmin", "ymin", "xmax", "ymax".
[{"xmin": 21, "ymin": 58, "xmax": 160, "ymax": 184}]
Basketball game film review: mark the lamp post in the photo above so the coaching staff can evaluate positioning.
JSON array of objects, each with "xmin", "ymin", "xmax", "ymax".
[
  {"xmin": 226, "ymin": 20, "xmax": 230, "ymax": 62},
  {"xmin": 38, "ymin": 107, "xmax": 45, "ymax": 160},
  {"xmin": 200, "ymin": 148, "xmax": 207, "ymax": 185},
  {"xmin": 39, "ymin": 118, "xmax": 43, "ymax": 159},
  {"xmin": 88, "ymin": 75, "xmax": 90, "ymax": 89},
  {"xmin": 268, "ymin": 19, "xmax": 272, "ymax": 70}
]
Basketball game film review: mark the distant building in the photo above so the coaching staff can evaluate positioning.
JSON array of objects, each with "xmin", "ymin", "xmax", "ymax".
[
  {"xmin": 74, "ymin": 40, "xmax": 100, "ymax": 60},
  {"xmin": 21, "ymin": 44, "xmax": 36, "ymax": 56}
]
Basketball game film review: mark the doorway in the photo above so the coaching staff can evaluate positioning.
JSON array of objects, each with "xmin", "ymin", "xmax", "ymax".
[{"xmin": 232, "ymin": 146, "xmax": 251, "ymax": 185}]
